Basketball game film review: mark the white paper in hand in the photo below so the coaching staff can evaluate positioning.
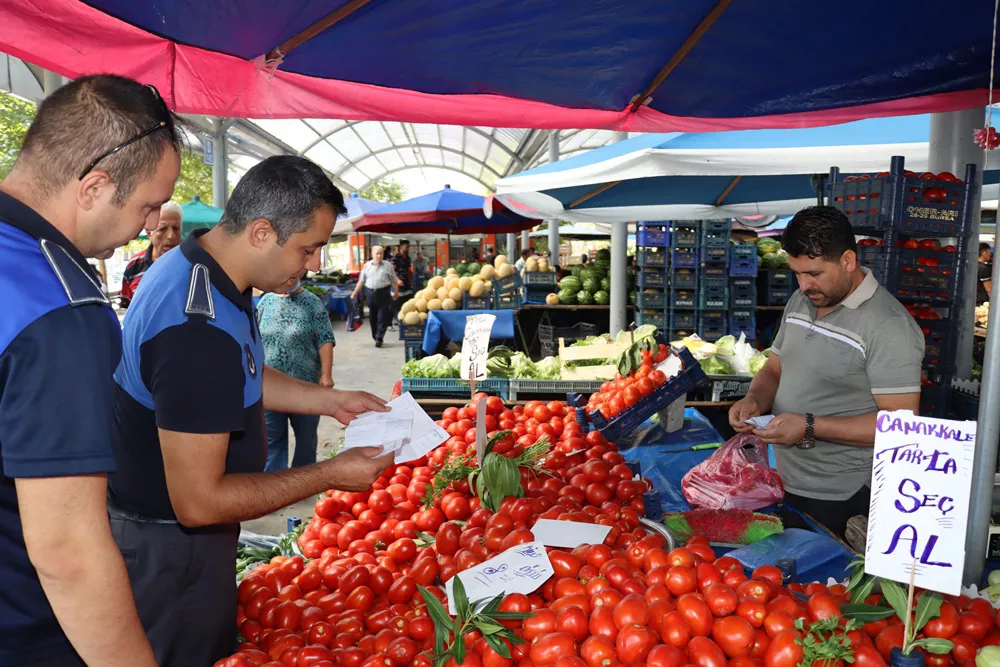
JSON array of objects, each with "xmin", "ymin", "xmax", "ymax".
[
  {"xmin": 531, "ymin": 519, "xmax": 612, "ymax": 548},
  {"xmin": 744, "ymin": 415, "xmax": 776, "ymax": 429},
  {"xmin": 384, "ymin": 392, "xmax": 450, "ymax": 464},
  {"xmin": 342, "ymin": 392, "xmax": 448, "ymax": 463},
  {"xmin": 461, "ymin": 314, "xmax": 496, "ymax": 381},
  {"xmin": 445, "ymin": 541, "xmax": 553, "ymax": 614}
]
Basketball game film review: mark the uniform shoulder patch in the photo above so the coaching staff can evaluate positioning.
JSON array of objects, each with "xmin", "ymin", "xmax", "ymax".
[
  {"xmin": 185, "ymin": 262, "xmax": 216, "ymax": 319},
  {"xmin": 39, "ymin": 239, "xmax": 109, "ymax": 307}
]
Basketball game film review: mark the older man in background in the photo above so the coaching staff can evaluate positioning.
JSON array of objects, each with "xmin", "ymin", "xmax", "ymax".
[
  {"xmin": 120, "ymin": 200, "xmax": 182, "ymax": 307},
  {"xmin": 351, "ymin": 244, "xmax": 399, "ymax": 347}
]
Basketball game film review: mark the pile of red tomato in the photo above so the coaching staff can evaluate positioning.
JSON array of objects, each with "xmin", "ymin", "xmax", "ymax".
[
  {"xmin": 584, "ymin": 345, "xmax": 670, "ymax": 422},
  {"xmin": 214, "ymin": 394, "xmax": 1000, "ymax": 667}
]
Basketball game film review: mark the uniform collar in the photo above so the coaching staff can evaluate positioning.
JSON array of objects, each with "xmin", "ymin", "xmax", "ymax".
[
  {"xmin": 841, "ymin": 268, "xmax": 878, "ymax": 310},
  {"xmin": 180, "ymin": 230, "xmax": 252, "ymax": 311},
  {"xmin": 0, "ymin": 190, "xmax": 94, "ymax": 277}
]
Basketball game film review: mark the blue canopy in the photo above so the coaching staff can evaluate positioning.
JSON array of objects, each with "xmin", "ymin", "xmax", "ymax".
[
  {"xmin": 496, "ymin": 115, "xmax": 1000, "ymax": 221},
  {"xmin": 354, "ymin": 186, "xmax": 538, "ymax": 235},
  {"xmin": 2, "ymin": 1, "xmax": 996, "ymax": 131},
  {"xmin": 332, "ymin": 193, "xmax": 382, "ymax": 235}
]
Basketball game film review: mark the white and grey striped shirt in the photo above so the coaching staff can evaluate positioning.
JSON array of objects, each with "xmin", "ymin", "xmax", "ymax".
[{"xmin": 359, "ymin": 260, "xmax": 398, "ymax": 290}]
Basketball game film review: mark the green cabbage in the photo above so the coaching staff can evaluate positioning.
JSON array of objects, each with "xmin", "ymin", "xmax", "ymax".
[
  {"xmin": 508, "ymin": 353, "xmax": 538, "ymax": 379},
  {"xmin": 749, "ymin": 351, "xmax": 768, "ymax": 376},
  {"xmin": 401, "ymin": 354, "xmax": 455, "ymax": 378},
  {"xmin": 714, "ymin": 335, "xmax": 736, "ymax": 357},
  {"xmin": 699, "ymin": 355, "xmax": 733, "ymax": 375},
  {"xmin": 534, "ymin": 356, "xmax": 562, "ymax": 380}
]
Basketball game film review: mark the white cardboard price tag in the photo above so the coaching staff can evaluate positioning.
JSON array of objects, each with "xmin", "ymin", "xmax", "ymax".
[
  {"xmin": 445, "ymin": 541, "xmax": 553, "ymax": 614},
  {"xmin": 864, "ymin": 410, "xmax": 977, "ymax": 595},
  {"xmin": 531, "ymin": 519, "xmax": 612, "ymax": 548},
  {"xmin": 461, "ymin": 314, "xmax": 495, "ymax": 381}
]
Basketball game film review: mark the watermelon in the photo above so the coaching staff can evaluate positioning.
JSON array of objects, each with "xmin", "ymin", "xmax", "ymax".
[
  {"xmin": 593, "ymin": 290, "xmax": 610, "ymax": 305},
  {"xmin": 600, "ymin": 277, "xmax": 610, "ymax": 291},
  {"xmin": 596, "ymin": 249, "xmax": 611, "ymax": 262},
  {"xmin": 571, "ymin": 265, "xmax": 584, "ymax": 279},
  {"xmin": 558, "ymin": 276, "xmax": 582, "ymax": 292},
  {"xmin": 557, "ymin": 289, "xmax": 578, "ymax": 305},
  {"xmin": 757, "ymin": 238, "xmax": 781, "ymax": 257},
  {"xmin": 775, "ymin": 250, "xmax": 790, "ymax": 269},
  {"xmin": 577, "ymin": 290, "xmax": 594, "ymax": 305},
  {"xmin": 760, "ymin": 253, "xmax": 779, "ymax": 269},
  {"xmin": 457, "ymin": 262, "xmax": 470, "ymax": 275},
  {"xmin": 582, "ymin": 278, "xmax": 598, "ymax": 293},
  {"xmin": 466, "ymin": 262, "xmax": 480, "ymax": 275}
]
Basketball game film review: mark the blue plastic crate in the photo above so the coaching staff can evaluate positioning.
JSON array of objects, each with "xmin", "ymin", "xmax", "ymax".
[
  {"xmin": 672, "ymin": 248, "xmax": 699, "ymax": 269},
  {"xmin": 402, "ymin": 377, "xmax": 510, "ymax": 400},
  {"xmin": 886, "ymin": 245, "xmax": 964, "ymax": 304},
  {"xmin": 701, "ymin": 245, "xmax": 729, "ymax": 265},
  {"xmin": 729, "ymin": 246, "xmax": 759, "ymax": 277},
  {"xmin": 669, "ymin": 268, "xmax": 698, "ymax": 290},
  {"xmin": 635, "ymin": 290, "xmax": 667, "ymax": 309},
  {"xmin": 463, "ymin": 293, "xmax": 492, "ymax": 310},
  {"xmin": 669, "ymin": 308, "xmax": 698, "ymax": 332},
  {"xmin": 507, "ymin": 379, "xmax": 604, "ymax": 400},
  {"xmin": 399, "ymin": 322, "xmax": 426, "ymax": 341},
  {"xmin": 522, "ymin": 271, "xmax": 558, "ymax": 287},
  {"xmin": 670, "ymin": 289, "xmax": 698, "ymax": 309},
  {"xmin": 730, "ymin": 279, "xmax": 756, "ymax": 309},
  {"xmin": 699, "ymin": 282, "xmax": 729, "ymax": 310},
  {"xmin": 404, "ymin": 341, "xmax": 423, "ymax": 361},
  {"xmin": 638, "ymin": 247, "xmax": 670, "ymax": 269},
  {"xmin": 700, "ymin": 221, "xmax": 732, "ymax": 248},
  {"xmin": 492, "ymin": 272, "xmax": 523, "ymax": 294},
  {"xmin": 667, "ymin": 328, "xmax": 697, "ymax": 341},
  {"xmin": 492, "ymin": 291, "xmax": 523, "ymax": 310},
  {"xmin": 919, "ymin": 379, "xmax": 950, "ymax": 419},
  {"xmin": 635, "ymin": 310, "xmax": 668, "ymax": 329},
  {"xmin": 949, "ymin": 388, "xmax": 979, "ymax": 422},
  {"xmin": 921, "ymin": 319, "xmax": 957, "ymax": 372},
  {"xmin": 587, "ymin": 346, "xmax": 708, "ymax": 442},
  {"xmin": 700, "ymin": 264, "xmax": 728, "ymax": 281},
  {"xmin": 699, "ymin": 310, "xmax": 728, "ymax": 341},
  {"xmin": 730, "ymin": 310, "xmax": 756, "ymax": 340},
  {"xmin": 758, "ymin": 270, "xmax": 795, "ymax": 306},
  {"xmin": 637, "ymin": 269, "xmax": 667, "ymax": 289},
  {"xmin": 637, "ymin": 223, "xmax": 670, "ymax": 247},
  {"xmin": 671, "ymin": 222, "xmax": 701, "ymax": 248},
  {"xmin": 858, "ymin": 244, "xmax": 888, "ymax": 281}
]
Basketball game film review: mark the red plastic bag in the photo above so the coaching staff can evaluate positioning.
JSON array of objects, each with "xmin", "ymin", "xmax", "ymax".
[{"xmin": 681, "ymin": 434, "xmax": 784, "ymax": 511}]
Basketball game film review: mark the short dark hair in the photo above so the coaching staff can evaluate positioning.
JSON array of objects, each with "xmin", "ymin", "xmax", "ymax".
[
  {"xmin": 521, "ymin": 249, "xmax": 532, "ymax": 258},
  {"xmin": 219, "ymin": 156, "xmax": 346, "ymax": 244},
  {"xmin": 19, "ymin": 74, "xmax": 181, "ymax": 206},
  {"xmin": 980, "ymin": 242, "xmax": 992, "ymax": 255},
  {"xmin": 399, "ymin": 240, "xmax": 409, "ymax": 247},
  {"xmin": 782, "ymin": 206, "xmax": 857, "ymax": 260}
]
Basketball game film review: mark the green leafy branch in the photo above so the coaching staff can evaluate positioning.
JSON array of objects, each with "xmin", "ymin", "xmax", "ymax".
[
  {"xmin": 418, "ymin": 579, "xmax": 531, "ymax": 667},
  {"xmin": 795, "ymin": 617, "xmax": 860, "ymax": 667},
  {"xmin": 423, "ymin": 452, "xmax": 479, "ymax": 509},
  {"xmin": 840, "ymin": 556, "xmax": 954, "ymax": 656}
]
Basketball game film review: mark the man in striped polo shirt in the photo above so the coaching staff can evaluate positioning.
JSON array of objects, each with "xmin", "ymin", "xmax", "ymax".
[{"xmin": 730, "ymin": 206, "xmax": 924, "ymax": 539}]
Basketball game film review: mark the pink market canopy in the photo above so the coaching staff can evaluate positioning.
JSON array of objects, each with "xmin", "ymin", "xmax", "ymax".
[{"xmin": 0, "ymin": 1, "xmax": 997, "ymax": 131}]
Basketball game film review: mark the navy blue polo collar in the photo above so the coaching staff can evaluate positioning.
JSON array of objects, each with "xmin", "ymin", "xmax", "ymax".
[
  {"xmin": 0, "ymin": 190, "xmax": 93, "ymax": 276},
  {"xmin": 180, "ymin": 230, "xmax": 252, "ymax": 311}
]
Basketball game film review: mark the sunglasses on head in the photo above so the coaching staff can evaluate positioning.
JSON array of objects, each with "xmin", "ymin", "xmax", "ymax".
[{"xmin": 78, "ymin": 84, "xmax": 175, "ymax": 180}]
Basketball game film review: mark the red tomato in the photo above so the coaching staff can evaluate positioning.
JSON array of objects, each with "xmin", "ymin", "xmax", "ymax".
[
  {"xmin": 875, "ymin": 626, "xmax": 904, "ymax": 661},
  {"xmin": 529, "ymin": 632, "xmax": 576, "ymax": 666},
  {"xmin": 925, "ymin": 601, "xmax": 959, "ymax": 639},
  {"xmin": 556, "ymin": 606, "xmax": 590, "ymax": 642},
  {"xmin": 615, "ymin": 624, "xmax": 655, "ymax": 666},
  {"xmin": 705, "ymin": 583, "xmax": 738, "ymax": 617},
  {"xmin": 688, "ymin": 636, "xmax": 728, "ymax": 667},
  {"xmin": 612, "ymin": 594, "xmax": 649, "ymax": 630},
  {"xmin": 764, "ymin": 630, "xmax": 803, "ymax": 667},
  {"xmin": 853, "ymin": 645, "xmax": 887, "ymax": 667},
  {"xmin": 677, "ymin": 594, "xmax": 713, "ymax": 637},
  {"xmin": 580, "ymin": 636, "xmax": 616, "ymax": 667},
  {"xmin": 712, "ymin": 616, "xmax": 756, "ymax": 658},
  {"xmin": 806, "ymin": 593, "xmax": 841, "ymax": 622}
]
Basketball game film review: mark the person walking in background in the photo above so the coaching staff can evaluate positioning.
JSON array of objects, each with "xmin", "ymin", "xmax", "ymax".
[
  {"xmin": 484, "ymin": 244, "xmax": 497, "ymax": 267},
  {"xmin": 978, "ymin": 242, "xmax": 992, "ymax": 305},
  {"xmin": 257, "ymin": 278, "xmax": 336, "ymax": 471},
  {"xmin": 413, "ymin": 252, "xmax": 428, "ymax": 291},
  {"xmin": 120, "ymin": 201, "xmax": 182, "ymax": 307},
  {"xmin": 351, "ymin": 245, "xmax": 399, "ymax": 347},
  {"xmin": 391, "ymin": 239, "xmax": 413, "ymax": 326}
]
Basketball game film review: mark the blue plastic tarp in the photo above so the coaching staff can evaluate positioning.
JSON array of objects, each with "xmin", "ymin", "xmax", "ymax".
[
  {"xmin": 422, "ymin": 310, "xmax": 516, "ymax": 355},
  {"xmin": 726, "ymin": 529, "xmax": 853, "ymax": 586}
]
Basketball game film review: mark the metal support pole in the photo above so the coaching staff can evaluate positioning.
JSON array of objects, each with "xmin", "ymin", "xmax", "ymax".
[
  {"xmin": 932, "ymin": 109, "xmax": 993, "ymax": 585},
  {"xmin": 547, "ymin": 131, "xmax": 560, "ymax": 267},
  {"xmin": 521, "ymin": 230, "xmax": 530, "ymax": 254},
  {"xmin": 506, "ymin": 233, "xmax": 516, "ymax": 259},
  {"xmin": 609, "ymin": 131, "xmax": 630, "ymax": 336},
  {"xmin": 212, "ymin": 119, "xmax": 231, "ymax": 209},
  {"xmin": 41, "ymin": 70, "xmax": 62, "ymax": 98}
]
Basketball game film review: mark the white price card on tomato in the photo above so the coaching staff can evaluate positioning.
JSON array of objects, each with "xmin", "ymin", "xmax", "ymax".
[
  {"xmin": 445, "ymin": 541, "xmax": 553, "ymax": 614},
  {"xmin": 460, "ymin": 314, "xmax": 496, "ymax": 381},
  {"xmin": 531, "ymin": 519, "xmax": 612, "ymax": 549},
  {"xmin": 865, "ymin": 410, "xmax": 977, "ymax": 595}
]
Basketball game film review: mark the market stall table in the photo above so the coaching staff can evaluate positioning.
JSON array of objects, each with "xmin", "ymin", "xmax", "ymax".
[{"xmin": 421, "ymin": 309, "xmax": 516, "ymax": 355}]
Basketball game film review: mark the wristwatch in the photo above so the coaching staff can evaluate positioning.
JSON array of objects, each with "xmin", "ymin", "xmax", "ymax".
[{"xmin": 798, "ymin": 413, "xmax": 816, "ymax": 449}]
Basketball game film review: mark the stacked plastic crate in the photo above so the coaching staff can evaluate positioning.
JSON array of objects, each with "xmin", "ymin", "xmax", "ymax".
[
  {"xmin": 668, "ymin": 221, "xmax": 699, "ymax": 339},
  {"xmin": 829, "ymin": 155, "xmax": 978, "ymax": 418},
  {"xmin": 635, "ymin": 222, "xmax": 670, "ymax": 331},
  {"xmin": 698, "ymin": 221, "xmax": 730, "ymax": 342},
  {"xmin": 729, "ymin": 243, "xmax": 758, "ymax": 343}
]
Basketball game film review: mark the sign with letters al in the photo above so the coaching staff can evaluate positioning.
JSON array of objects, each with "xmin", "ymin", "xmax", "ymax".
[{"xmin": 865, "ymin": 410, "xmax": 976, "ymax": 595}]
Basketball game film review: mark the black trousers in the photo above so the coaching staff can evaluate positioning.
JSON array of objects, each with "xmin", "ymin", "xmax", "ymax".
[
  {"xmin": 785, "ymin": 485, "xmax": 871, "ymax": 538},
  {"xmin": 365, "ymin": 286, "xmax": 392, "ymax": 342},
  {"xmin": 109, "ymin": 507, "xmax": 239, "ymax": 667}
]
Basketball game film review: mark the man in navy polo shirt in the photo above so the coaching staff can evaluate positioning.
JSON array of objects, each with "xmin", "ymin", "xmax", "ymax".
[
  {"xmin": 111, "ymin": 155, "xmax": 394, "ymax": 666},
  {"xmin": 0, "ymin": 75, "xmax": 179, "ymax": 666}
]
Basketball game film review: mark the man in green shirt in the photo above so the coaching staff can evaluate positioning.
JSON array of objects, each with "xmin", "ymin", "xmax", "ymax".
[{"xmin": 730, "ymin": 206, "xmax": 924, "ymax": 538}]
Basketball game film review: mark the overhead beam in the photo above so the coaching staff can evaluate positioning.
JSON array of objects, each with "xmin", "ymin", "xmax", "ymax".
[
  {"xmin": 266, "ymin": 0, "xmax": 374, "ymax": 62},
  {"xmin": 629, "ymin": 0, "xmax": 731, "ymax": 113},
  {"xmin": 714, "ymin": 175, "xmax": 743, "ymax": 207},
  {"xmin": 568, "ymin": 181, "xmax": 621, "ymax": 209},
  {"xmin": 333, "ymin": 143, "xmax": 504, "ymax": 181},
  {"xmin": 354, "ymin": 165, "xmax": 494, "ymax": 195}
]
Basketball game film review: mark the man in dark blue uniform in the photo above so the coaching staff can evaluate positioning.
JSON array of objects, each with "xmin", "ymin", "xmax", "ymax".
[
  {"xmin": 0, "ymin": 75, "xmax": 180, "ymax": 666},
  {"xmin": 111, "ymin": 155, "xmax": 394, "ymax": 666}
]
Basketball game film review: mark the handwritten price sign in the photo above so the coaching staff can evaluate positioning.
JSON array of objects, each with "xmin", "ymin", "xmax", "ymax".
[
  {"xmin": 865, "ymin": 411, "xmax": 976, "ymax": 595},
  {"xmin": 445, "ymin": 541, "xmax": 554, "ymax": 614},
  {"xmin": 461, "ymin": 314, "xmax": 496, "ymax": 382}
]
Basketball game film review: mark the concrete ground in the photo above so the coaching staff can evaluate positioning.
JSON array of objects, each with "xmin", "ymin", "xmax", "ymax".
[{"xmin": 240, "ymin": 317, "xmax": 402, "ymax": 537}]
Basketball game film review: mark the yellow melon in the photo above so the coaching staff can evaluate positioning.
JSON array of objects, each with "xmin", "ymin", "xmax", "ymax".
[
  {"xmin": 422, "ymin": 287, "xmax": 437, "ymax": 301},
  {"xmin": 428, "ymin": 275, "xmax": 445, "ymax": 290},
  {"xmin": 418, "ymin": 311, "xmax": 428, "ymax": 321},
  {"xmin": 525, "ymin": 258, "xmax": 539, "ymax": 272},
  {"xmin": 436, "ymin": 286, "xmax": 450, "ymax": 300},
  {"xmin": 497, "ymin": 263, "xmax": 516, "ymax": 278},
  {"xmin": 403, "ymin": 311, "xmax": 421, "ymax": 325},
  {"xmin": 494, "ymin": 254, "xmax": 508, "ymax": 268},
  {"xmin": 469, "ymin": 280, "xmax": 487, "ymax": 297},
  {"xmin": 458, "ymin": 276, "xmax": 473, "ymax": 292},
  {"xmin": 480, "ymin": 264, "xmax": 496, "ymax": 280},
  {"xmin": 427, "ymin": 298, "xmax": 443, "ymax": 311},
  {"xmin": 445, "ymin": 277, "xmax": 460, "ymax": 291},
  {"xmin": 414, "ymin": 297, "xmax": 428, "ymax": 313},
  {"xmin": 538, "ymin": 258, "xmax": 550, "ymax": 272},
  {"xmin": 448, "ymin": 287, "xmax": 463, "ymax": 302},
  {"xmin": 545, "ymin": 293, "xmax": 559, "ymax": 305},
  {"xmin": 400, "ymin": 300, "xmax": 416, "ymax": 315},
  {"xmin": 442, "ymin": 298, "xmax": 458, "ymax": 310},
  {"xmin": 446, "ymin": 268, "xmax": 458, "ymax": 277}
]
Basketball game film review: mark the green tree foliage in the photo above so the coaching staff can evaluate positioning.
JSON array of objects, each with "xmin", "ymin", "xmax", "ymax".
[
  {"xmin": 172, "ymin": 151, "xmax": 214, "ymax": 206},
  {"xmin": 0, "ymin": 92, "xmax": 36, "ymax": 180},
  {"xmin": 360, "ymin": 177, "xmax": 406, "ymax": 203}
]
